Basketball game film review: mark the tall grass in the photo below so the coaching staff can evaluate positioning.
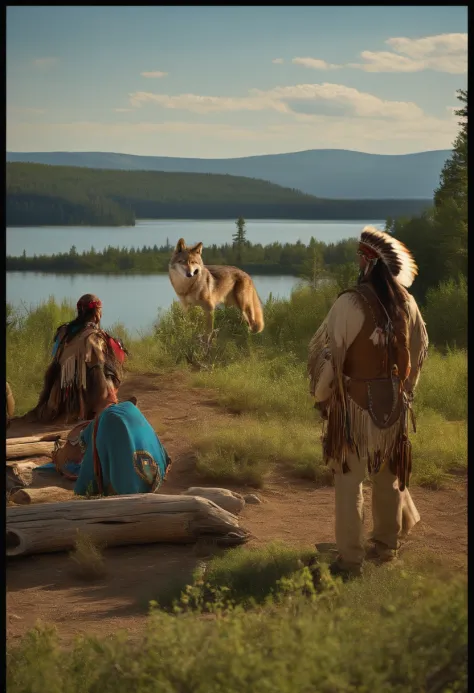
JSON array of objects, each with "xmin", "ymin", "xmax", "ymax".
[
  {"xmin": 6, "ymin": 288, "xmax": 467, "ymax": 488},
  {"xmin": 193, "ymin": 415, "xmax": 328, "ymax": 487},
  {"xmin": 6, "ymin": 298, "xmax": 75, "ymax": 414},
  {"xmin": 7, "ymin": 557, "xmax": 467, "ymax": 693}
]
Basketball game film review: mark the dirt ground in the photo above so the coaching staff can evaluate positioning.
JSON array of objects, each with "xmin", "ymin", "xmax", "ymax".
[{"xmin": 6, "ymin": 371, "xmax": 467, "ymax": 645}]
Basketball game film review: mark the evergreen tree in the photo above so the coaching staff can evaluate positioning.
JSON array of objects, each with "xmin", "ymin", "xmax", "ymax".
[
  {"xmin": 233, "ymin": 216, "xmax": 247, "ymax": 263},
  {"xmin": 433, "ymin": 89, "xmax": 467, "ymax": 280},
  {"xmin": 393, "ymin": 89, "xmax": 467, "ymax": 298}
]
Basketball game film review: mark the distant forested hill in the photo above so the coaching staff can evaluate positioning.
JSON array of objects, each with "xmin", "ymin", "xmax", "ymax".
[
  {"xmin": 6, "ymin": 162, "xmax": 431, "ymax": 227},
  {"xmin": 7, "ymin": 148, "xmax": 450, "ymax": 199}
]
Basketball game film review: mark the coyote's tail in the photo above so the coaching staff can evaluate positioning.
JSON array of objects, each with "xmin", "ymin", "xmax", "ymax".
[{"xmin": 250, "ymin": 287, "xmax": 264, "ymax": 333}]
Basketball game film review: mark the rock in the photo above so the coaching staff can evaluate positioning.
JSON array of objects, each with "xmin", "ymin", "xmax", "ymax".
[{"xmin": 244, "ymin": 493, "xmax": 262, "ymax": 505}]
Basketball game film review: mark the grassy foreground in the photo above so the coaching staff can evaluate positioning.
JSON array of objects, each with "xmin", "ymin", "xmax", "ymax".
[
  {"xmin": 7, "ymin": 544, "xmax": 467, "ymax": 693},
  {"xmin": 6, "ymin": 289, "xmax": 467, "ymax": 691},
  {"xmin": 7, "ymin": 285, "xmax": 467, "ymax": 489}
]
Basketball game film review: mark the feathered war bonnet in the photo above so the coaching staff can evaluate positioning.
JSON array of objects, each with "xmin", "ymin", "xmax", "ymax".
[{"xmin": 358, "ymin": 226, "xmax": 418, "ymax": 288}]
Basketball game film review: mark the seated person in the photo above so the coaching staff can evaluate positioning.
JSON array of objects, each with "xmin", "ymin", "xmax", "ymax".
[
  {"xmin": 47, "ymin": 358, "xmax": 171, "ymax": 496},
  {"xmin": 27, "ymin": 294, "xmax": 127, "ymax": 424}
]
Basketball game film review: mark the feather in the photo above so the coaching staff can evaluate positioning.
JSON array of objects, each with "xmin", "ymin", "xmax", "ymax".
[{"xmin": 359, "ymin": 226, "xmax": 418, "ymax": 288}]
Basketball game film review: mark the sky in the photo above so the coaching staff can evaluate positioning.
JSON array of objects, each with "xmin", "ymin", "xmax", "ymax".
[{"xmin": 6, "ymin": 6, "xmax": 468, "ymax": 158}]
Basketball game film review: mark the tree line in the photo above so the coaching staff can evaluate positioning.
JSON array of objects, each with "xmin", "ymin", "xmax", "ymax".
[
  {"xmin": 6, "ymin": 162, "xmax": 431, "ymax": 226},
  {"xmin": 6, "ymin": 235, "xmax": 360, "ymax": 280},
  {"xmin": 388, "ymin": 89, "xmax": 467, "ymax": 301},
  {"xmin": 6, "ymin": 89, "xmax": 467, "ymax": 306}
]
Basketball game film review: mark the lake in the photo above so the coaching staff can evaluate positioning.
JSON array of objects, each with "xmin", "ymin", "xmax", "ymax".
[
  {"xmin": 7, "ymin": 218, "xmax": 384, "ymax": 257},
  {"xmin": 6, "ymin": 272, "xmax": 302, "ymax": 334},
  {"xmin": 7, "ymin": 219, "xmax": 383, "ymax": 333}
]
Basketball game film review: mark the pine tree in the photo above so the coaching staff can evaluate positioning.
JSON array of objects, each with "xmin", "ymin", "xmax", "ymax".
[
  {"xmin": 433, "ymin": 89, "xmax": 467, "ymax": 280},
  {"xmin": 233, "ymin": 216, "xmax": 247, "ymax": 263}
]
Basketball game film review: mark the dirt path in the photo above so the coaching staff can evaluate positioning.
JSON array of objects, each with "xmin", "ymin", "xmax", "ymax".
[{"xmin": 6, "ymin": 371, "xmax": 467, "ymax": 644}]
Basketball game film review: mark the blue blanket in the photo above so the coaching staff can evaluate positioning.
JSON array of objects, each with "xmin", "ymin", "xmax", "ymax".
[
  {"xmin": 74, "ymin": 402, "xmax": 171, "ymax": 496},
  {"xmin": 36, "ymin": 461, "xmax": 82, "ymax": 477}
]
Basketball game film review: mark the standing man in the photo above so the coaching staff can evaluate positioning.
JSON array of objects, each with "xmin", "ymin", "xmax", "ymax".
[{"xmin": 308, "ymin": 226, "xmax": 429, "ymax": 579}]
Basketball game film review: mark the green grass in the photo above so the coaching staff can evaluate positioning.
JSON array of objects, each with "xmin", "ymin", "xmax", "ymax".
[
  {"xmin": 192, "ymin": 354, "xmax": 313, "ymax": 420},
  {"xmin": 6, "ymin": 298, "xmax": 76, "ymax": 415},
  {"xmin": 190, "ymin": 347, "xmax": 467, "ymax": 489},
  {"xmin": 7, "ymin": 552, "xmax": 467, "ymax": 693},
  {"xmin": 192, "ymin": 416, "xmax": 328, "ymax": 487},
  {"xmin": 6, "ymin": 293, "xmax": 467, "ymax": 489},
  {"xmin": 410, "ymin": 411, "xmax": 467, "ymax": 488},
  {"xmin": 414, "ymin": 348, "xmax": 467, "ymax": 421},
  {"xmin": 190, "ymin": 542, "xmax": 319, "ymax": 607}
]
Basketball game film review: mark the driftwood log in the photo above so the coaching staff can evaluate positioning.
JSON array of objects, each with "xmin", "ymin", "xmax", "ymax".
[
  {"xmin": 6, "ymin": 441, "xmax": 58, "ymax": 460},
  {"xmin": 10, "ymin": 487, "xmax": 75, "ymax": 505},
  {"xmin": 6, "ymin": 494, "xmax": 250, "ymax": 558},
  {"xmin": 6, "ymin": 434, "xmax": 63, "ymax": 445},
  {"xmin": 183, "ymin": 487, "xmax": 245, "ymax": 515}
]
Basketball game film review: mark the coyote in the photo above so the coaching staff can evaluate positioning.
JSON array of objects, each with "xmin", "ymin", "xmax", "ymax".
[{"xmin": 169, "ymin": 238, "xmax": 264, "ymax": 335}]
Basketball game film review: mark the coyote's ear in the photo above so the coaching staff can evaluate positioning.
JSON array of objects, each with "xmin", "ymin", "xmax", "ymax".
[
  {"xmin": 176, "ymin": 238, "xmax": 186, "ymax": 252},
  {"xmin": 191, "ymin": 242, "xmax": 203, "ymax": 255}
]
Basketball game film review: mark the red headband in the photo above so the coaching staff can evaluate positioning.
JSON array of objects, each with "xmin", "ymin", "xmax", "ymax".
[
  {"xmin": 358, "ymin": 242, "xmax": 379, "ymax": 261},
  {"xmin": 77, "ymin": 299, "xmax": 102, "ymax": 311}
]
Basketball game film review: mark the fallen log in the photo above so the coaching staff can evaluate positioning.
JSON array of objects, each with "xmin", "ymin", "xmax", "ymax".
[
  {"xmin": 10, "ymin": 487, "xmax": 75, "ymax": 505},
  {"xmin": 183, "ymin": 487, "xmax": 245, "ymax": 515},
  {"xmin": 6, "ymin": 494, "xmax": 250, "ymax": 558},
  {"xmin": 6, "ymin": 441, "xmax": 57, "ymax": 460},
  {"xmin": 6, "ymin": 434, "xmax": 63, "ymax": 445}
]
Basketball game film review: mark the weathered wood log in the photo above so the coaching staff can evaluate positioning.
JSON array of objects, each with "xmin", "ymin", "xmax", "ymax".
[
  {"xmin": 10, "ymin": 487, "xmax": 75, "ymax": 505},
  {"xmin": 6, "ymin": 434, "xmax": 63, "ymax": 445},
  {"xmin": 6, "ymin": 494, "xmax": 250, "ymax": 557},
  {"xmin": 183, "ymin": 487, "xmax": 245, "ymax": 515},
  {"xmin": 5, "ymin": 441, "xmax": 57, "ymax": 460}
]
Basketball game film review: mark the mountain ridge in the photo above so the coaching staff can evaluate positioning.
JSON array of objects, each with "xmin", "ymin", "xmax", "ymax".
[{"xmin": 7, "ymin": 148, "xmax": 450, "ymax": 200}]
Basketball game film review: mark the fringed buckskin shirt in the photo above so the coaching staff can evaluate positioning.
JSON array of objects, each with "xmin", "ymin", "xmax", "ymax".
[{"xmin": 308, "ymin": 287, "xmax": 429, "ymax": 481}]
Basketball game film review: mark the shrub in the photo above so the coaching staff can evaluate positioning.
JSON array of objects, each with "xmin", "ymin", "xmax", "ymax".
[
  {"xmin": 423, "ymin": 276, "xmax": 467, "ymax": 350},
  {"xmin": 7, "ymin": 561, "xmax": 467, "ymax": 693}
]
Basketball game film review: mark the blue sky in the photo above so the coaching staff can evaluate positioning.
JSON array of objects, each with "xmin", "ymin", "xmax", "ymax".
[{"xmin": 7, "ymin": 6, "xmax": 467, "ymax": 158}]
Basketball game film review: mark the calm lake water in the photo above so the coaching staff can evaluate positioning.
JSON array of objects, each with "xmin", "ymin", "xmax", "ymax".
[
  {"xmin": 7, "ymin": 219, "xmax": 383, "ymax": 333},
  {"xmin": 7, "ymin": 218, "xmax": 384, "ymax": 257},
  {"xmin": 6, "ymin": 272, "xmax": 302, "ymax": 334}
]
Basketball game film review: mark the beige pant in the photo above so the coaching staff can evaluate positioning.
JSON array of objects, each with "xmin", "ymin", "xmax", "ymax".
[{"xmin": 333, "ymin": 452, "xmax": 420, "ymax": 567}]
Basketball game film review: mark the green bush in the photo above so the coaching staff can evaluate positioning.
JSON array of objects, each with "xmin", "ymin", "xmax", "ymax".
[
  {"xmin": 423, "ymin": 276, "xmax": 467, "ymax": 350},
  {"xmin": 7, "ymin": 561, "xmax": 467, "ymax": 693},
  {"xmin": 263, "ymin": 282, "xmax": 337, "ymax": 359}
]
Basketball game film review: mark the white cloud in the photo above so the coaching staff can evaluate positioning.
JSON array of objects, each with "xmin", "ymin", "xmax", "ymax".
[
  {"xmin": 386, "ymin": 33, "xmax": 466, "ymax": 59},
  {"xmin": 129, "ymin": 83, "xmax": 423, "ymax": 121},
  {"xmin": 272, "ymin": 58, "xmax": 284, "ymax": 64},
  {"xmin": 258, "ymin": 83, "xmax": 424, "ymax": 120},
  {"xmin": 129, "ymin": 90, "xmax": 287, "ymax": 114},
  {"xmin": 350, "ymin": 33, "xmax": 467, "ymax": 74},
  {"xmin": 33, "ymin": 57, "xmax": 59, "ymax": 69},
  {"xmin": 292, "ymin": 33, "xmax": 467, "ymax": 74},
  {"xmin": 141, "ymin": 71, "xmax": 168, "ymax": 78},
  {"xmin": 292, "ymin": 57, "xmax": 340, "ymax": 70}
]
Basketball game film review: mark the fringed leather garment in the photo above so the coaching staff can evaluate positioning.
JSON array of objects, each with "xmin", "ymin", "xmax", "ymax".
[
  {"xmin": 34, "ymin": 324, "xmax": 110, "ymax": 423},
  {"xmin": 314, "ymin": 283, "xmax": 416, "ymax": 490}
]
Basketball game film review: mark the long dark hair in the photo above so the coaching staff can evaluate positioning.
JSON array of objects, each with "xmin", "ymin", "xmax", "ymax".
[{"xmin": 368, "ymin": 260, "xmax": 411, "ymax": 380}]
